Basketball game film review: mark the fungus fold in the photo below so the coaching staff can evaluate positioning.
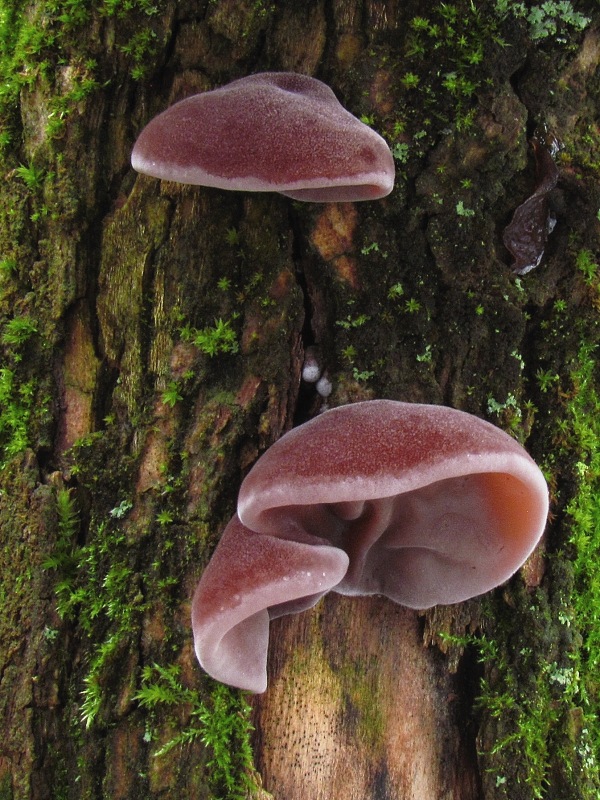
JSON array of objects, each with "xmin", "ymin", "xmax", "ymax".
[
  {"xmin": 192, "ymin": 400, "xmax": 549, "ymax": 692},
  {"xmin": 131, "ymin": 72, "xmax": 395, "ymax": 201}
]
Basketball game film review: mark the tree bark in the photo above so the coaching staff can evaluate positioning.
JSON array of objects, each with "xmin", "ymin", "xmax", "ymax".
[{"xmin": 1, "ymin": 1, "xmax": 599, "ymax": 798}]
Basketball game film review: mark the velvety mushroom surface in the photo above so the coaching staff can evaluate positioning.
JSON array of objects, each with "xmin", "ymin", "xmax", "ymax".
[
  {"xmin": 192, "ymin": 400, "xmax": 549, "ymax": 692},
  {"xmin": 131, "ymin": 72, "xmax": 395, "ymax": 201}
]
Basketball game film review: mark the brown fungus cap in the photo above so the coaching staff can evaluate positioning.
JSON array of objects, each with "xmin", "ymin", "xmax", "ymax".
[
  {"xmin": 192, "ymin": 400, "xmax": 549, "ymax": 692},
  {"xmin": 132, "ymin": 72, "xmax": 395, "ymax": 202}
]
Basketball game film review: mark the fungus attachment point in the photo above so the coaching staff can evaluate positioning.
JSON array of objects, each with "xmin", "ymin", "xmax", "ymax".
[
  {"xmin": 192, "ymin": 400, "xmax": 548, "ymax": 691},
  {"xmin": 131, "ymin": 72, "xmax": 395, "ymax": 202}
]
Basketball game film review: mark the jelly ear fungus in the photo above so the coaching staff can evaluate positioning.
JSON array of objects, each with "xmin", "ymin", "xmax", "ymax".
[{"xmin": 192, "ymin": 400, "xmax": 548, "ymax": 692}]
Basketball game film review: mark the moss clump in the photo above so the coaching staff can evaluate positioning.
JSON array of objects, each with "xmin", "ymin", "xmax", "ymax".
[
  {"xmin": 135, "ymin": 663, "xmax": 258, "ymax": 799},
  {"xmin": 562, "ymin": 341, "xmax": 600, "ymax": 785},
  {"xmin": 473, "ymin": 329, "xmax": 600, "ymax": 799}
]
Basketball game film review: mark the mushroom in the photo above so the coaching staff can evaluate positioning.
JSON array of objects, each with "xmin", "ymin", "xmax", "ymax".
[
  {"xmin": 301, "ymin": 346, "xmax": 322, "ymax": 383},
  {"xmin": 131, "ymin": 72, "xmax": 395, "ymax": 202},
  {"xmin": 502, "ymin": 125, "xmax": 560, "ymax": 275},
  {"xmin": 315, "ymin": 374, "xmax": 332, "ymax": 399},
  {"xmin": 192, "ymin": 399, "xmax": 548, "ymax": 692}
]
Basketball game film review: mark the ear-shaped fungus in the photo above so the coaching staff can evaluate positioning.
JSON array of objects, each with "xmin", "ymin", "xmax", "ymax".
[
  {"xmin": 131, "ymin": 72, "xmax": 395, "ymax": 202},
  {"xmin": 192, "ymin": 400, "xmax": 548, "ymax": 692}
]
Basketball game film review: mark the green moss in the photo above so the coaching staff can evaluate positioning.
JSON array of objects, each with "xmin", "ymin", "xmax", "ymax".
[
  {"xmin": 494, "ymin": 0, "xmax": 590, "ymax": 42},
  {"xmin": 42, "ymin": 490, "xmax": 147, "ymax": 728},
  {"xmin": 340, "ymin": 661, "xmax": 385, "ymax": 750},
  {"xmin": 0, "ymin": 312, "xmax": 50, "ymax": 469},
  {"xmin": 563, "ymin": 341, "xmax": 600, "ymax": 780},
  {"xmin": 180, "ymin": 317, "xmax": 240, "ymax": 358},
  {"xmin": 475, "ymin": 591, "xmax": 566, "ymax": 797},
  {"xmin": 575, "ymin": 249, "xmax": 599, "ymax": 285},
  {"xmin": 471, "ymin": 328, "xmax": 600, "ymax": 798},
  {"xmin": 135, "ymin": 663, "xmax": 258, "ymax": 799},
  {"xmin": 0, "ymin": 366, "xmax": 35, "ymax": 467},
  {"xmin": 388, "ymin": 1, "xmax": 507, "ymax": 140},
  {"xmin": 0, "ymin": 0, "xmax": 166, "ymax": 136}
]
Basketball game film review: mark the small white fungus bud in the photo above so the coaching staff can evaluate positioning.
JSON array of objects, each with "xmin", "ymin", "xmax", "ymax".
[
  {"xmin": 302, "ymin": 347, "xmax": 321, "ymax": 383},
  {"xmin": 316, "ymin": 375, "xmax": 332, "ymax": 398},
  {"xmin": 302, "ymin": 361, "xmax": 321, "ymax": 382}
]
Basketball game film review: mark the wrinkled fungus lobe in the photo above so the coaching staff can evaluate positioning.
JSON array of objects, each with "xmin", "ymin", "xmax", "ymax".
[
  {"xmin": 131, "ymin": 72, "xmax": 395, "ymax": 201},
  {"xmin": 192, "ymin": 400, "xmax": 549, "ymax": 692},
  {"xmin": 503, "ymin": 127, "xmax": 560, "ymax": 275}
]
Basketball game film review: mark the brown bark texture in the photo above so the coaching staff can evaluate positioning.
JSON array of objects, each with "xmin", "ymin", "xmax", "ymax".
[{"xmin": 1, "ymin": 1, "xmax": 600, "ymax": 799}]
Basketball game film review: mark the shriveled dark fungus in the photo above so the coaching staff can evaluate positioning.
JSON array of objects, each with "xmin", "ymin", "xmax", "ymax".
[{"xmin": 503, "ymin": 127, "xmax": 560, "ymax": 276}]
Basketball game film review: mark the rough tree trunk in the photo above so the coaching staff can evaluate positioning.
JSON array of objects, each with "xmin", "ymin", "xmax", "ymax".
[{"xmin": 1, "ymin": 1, "xmax": 599, "ymax": 798}]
